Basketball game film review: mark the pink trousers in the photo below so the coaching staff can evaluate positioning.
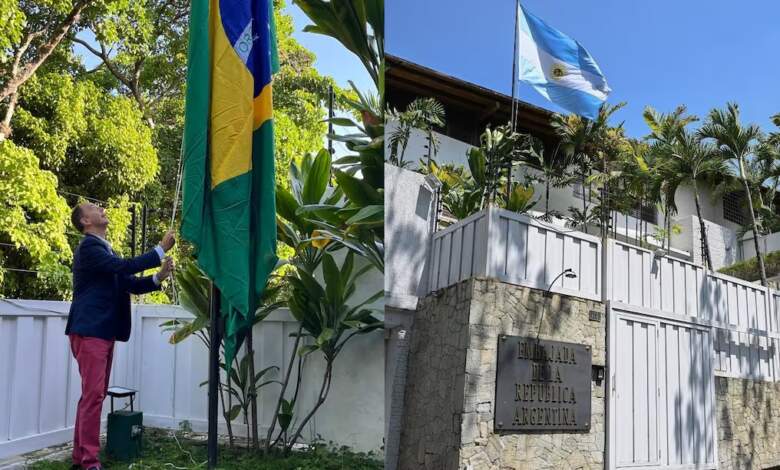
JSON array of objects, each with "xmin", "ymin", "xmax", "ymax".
[{"xmin": 69, "ymin": 334, "xmax": 114, "ymax": 469}]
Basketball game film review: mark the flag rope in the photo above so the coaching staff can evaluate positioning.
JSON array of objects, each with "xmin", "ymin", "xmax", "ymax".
[{"xmin": 167, "ymin": 144, "xmax": 185, "ymax": 305}]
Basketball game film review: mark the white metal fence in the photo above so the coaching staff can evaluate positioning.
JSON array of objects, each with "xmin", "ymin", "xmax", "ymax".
[
  {"xmin": 429, "ymin": 208, "xmax": 601, "ymax": 301},
  {"xmin": 0, "ymin": 300, "xmax": 383, "ymax": 460},
  {"xmin": 428, "ymin": 207, "xmax": 780, "ymax": 383},
  {"xmin": 610, "ymin": 309, "xmax": 717, "ymax": 469}
]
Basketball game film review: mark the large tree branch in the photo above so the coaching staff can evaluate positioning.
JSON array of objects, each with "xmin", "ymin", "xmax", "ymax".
[
  {"xmin": 0, "ymin": 92, "xmax": 19, "ymax": 141},
  {"xmin": 71, "ymin": 36, "xmax": 155, "ymax": 127},
  {"xmin": 71, "ymin": 36, "xmax": 134, "ymax": 91},
  {"xmin": 11, "ymin": 31, "xmax": 45, "ymax": 76},
  {"xmin": 0, "ymin": 0, "xmax": 91, "ymax": 103}
]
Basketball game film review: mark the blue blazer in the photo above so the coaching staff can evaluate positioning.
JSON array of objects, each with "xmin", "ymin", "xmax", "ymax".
[{"xmin": 65, "ymin": 234, "xmax": 162, "ymax": 342}]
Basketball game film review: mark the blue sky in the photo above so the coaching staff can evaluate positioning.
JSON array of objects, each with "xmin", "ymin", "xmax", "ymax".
[
  {"xmin": 286, "ymin": 4, "xmax": 373, "ymax": 93},
  {"xmin": 387, "ymin": 0, "xmax": 780, "ymax": 137}
]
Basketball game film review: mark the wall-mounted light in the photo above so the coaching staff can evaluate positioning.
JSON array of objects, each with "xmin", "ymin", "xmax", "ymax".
[
  {"xmin": 544, "ymin": 268, "xmax": 577, "ymax": 297},
  {"xmin": 537, "ymin": 268, "xmax": 578, "ymax": 340},
  {"xmin": 592, "ymin": 365, "xmax": 605, "ymax": 385}
]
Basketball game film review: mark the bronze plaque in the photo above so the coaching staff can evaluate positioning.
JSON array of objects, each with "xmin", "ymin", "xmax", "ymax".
[{"xmin": 494, "ymin": 336, "xmax": 591, "ymax": 432}]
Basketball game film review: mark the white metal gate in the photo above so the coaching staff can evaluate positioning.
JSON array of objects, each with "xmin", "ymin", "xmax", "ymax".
[{"xmin": 609, "ymin": 307, "xmax": 717, "ymax": 470}]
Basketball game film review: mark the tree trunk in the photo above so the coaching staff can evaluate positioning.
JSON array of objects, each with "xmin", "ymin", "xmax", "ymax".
[
  {"xmin": 581, "ymin": 169, "xmax": 588, "ymax": 234},
  {"xmin": 545, "ymin": 177, "xmax": 550, "ymax": 216},
  {"xmin": 264, "ymin": 324, "xmax": 303, "ymax": 453},
  {"xmin": 246, "ymin": 330, "xmax": 259, "ymax": 448},
  {"xmin": 0, "ymin": 92, "xmax": 19, "ymax": 141},
  {"xmin": 742, "ymin": 171, "xmax": 768, "ymax": 286},
  {"xmin": 284, "ymin": 361, "xmax": 334, "ymax": 453},
  {"xmin": 0, "ymin": 0, "xmax": 89, "ymax": 106},
  {"xmin": 601, "ymin": 157, "xmax": 608, "ymax": 239},
  {"xmin": 693, "ymin": 181, "xmax": 712, "ymax": 271}
]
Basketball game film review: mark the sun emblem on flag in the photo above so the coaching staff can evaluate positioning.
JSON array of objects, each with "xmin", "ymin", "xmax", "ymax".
[{"xmin": 551, "ymin": 63, "xmax": 567, "ymax": 80}]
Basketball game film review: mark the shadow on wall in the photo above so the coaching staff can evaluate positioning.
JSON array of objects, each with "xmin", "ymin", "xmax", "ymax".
[{"xmin": 385, "ymin": 165, "xmax": 438, "ymax": 301}]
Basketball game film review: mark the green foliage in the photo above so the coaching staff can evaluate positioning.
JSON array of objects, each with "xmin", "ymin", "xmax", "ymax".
[
  {"xmin": 29, "ymin": 427, "xmax": 382, "ymax": 470},
  {"xmin": 0, "ymin": 0, "xmax": 25, "ymax": 55},
  {"xmin": 718, "ymin": 250, "xmax": 780, "ymax": 282},
  {"xmin": 273, "ymin": 0, "xmax": 346, "ymax": 192},
  {"xmin": 293, "ymin": 0, "xmax": 383, "ymax": 89},
  {"xmin": 276, "ymin": 150, "xmax": 341, "ymax": 271},
  {"xmin": 0, "ymin": 140, "xmax": 71, "ymax": 298},
  {"xmin": 387, "ymin": 97, "xmax": 445, "ymax": 168},
  {"xmin": 277, "ymin": 398, "xmax": 295, "ymax": 433},
  {"xmin": 287, "ymin": 251, "xmax": 382, "ymax": 362},
  {"xmin": 13, "ymin": 72, "xmax": 158, "ymax": 199},
  {"xmin": 506, "ymin": 183, "xmax": 537, "ymax": 213}
]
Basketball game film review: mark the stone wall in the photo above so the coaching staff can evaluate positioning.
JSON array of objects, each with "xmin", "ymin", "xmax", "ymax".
[
  {"xmin": 398, "ymin": 278, "xmax": 606, "ymax": 470},
  {"xmin": 716, "ymin": 377, "xmax": 780, "ymax": 470},
  {"xmin": 398, "ymin": 280, "xmax": 473, "ymax": 469}
]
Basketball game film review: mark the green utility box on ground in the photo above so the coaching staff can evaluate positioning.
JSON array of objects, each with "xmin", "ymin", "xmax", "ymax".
[{"xmin": 105, "ymin": 387, "xmax": 143, "ymax": 461}]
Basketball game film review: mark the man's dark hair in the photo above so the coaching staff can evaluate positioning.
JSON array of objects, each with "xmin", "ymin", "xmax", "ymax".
[{"xmin": 71, "ymin": 205, "xmax": 85, "ymax": 233}]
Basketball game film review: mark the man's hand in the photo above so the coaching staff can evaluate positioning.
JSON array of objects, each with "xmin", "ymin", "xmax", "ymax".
[
  {"xmin": 157, "ymin": 257, "xmax": 175, "ymax": 281},
  {"xmin": 160, "ymin": 230, "xmax": 176, "ymax": 252}
]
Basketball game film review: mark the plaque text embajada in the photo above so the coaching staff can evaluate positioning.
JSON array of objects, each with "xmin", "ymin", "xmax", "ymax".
[{"xmin": 494, "ymin": 336, "xmax": 591, "ymax": 432}]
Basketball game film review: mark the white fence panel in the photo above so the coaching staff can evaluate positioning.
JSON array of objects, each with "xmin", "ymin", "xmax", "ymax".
[
  {"xmin": 491, "ymin": 210, "xmax": 601, "ymax": 300},
  {"xmin": 428, "ymin": 208, "xmax": 601, "ymax": 300},
  {"xmin": 611, "ymin": 309, "xmax": 717, "ymax": 470},
  {"xmin": 428, "ymin": 211, "xmax": 488, "ymax": 292},
  {"xmin": 0, "ymin": 301, "xmax": 383, "ymax": 460},
  {"xmin": 608, "ymin": 240, "xmax": 707, "ymax": 320}
]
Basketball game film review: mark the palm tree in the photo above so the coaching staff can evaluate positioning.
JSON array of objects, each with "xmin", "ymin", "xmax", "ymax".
[
  {"xmin": 387, "ymin": 97, "xmax": 445, "ymax": 168},
  {"xmin": 551, "ymin": 103, "xmax": 625, "ymax": 234},
  {"xmin": 661, "ymin": 131, "xmax": 727, "ymax": 270},
  {"xmin": 517, "ymin": 136, "xmax": 573, "ymax": 221},
  {"xmin": 699, "ymin": 103, "xmax": 767, "ymax": 285},
  {"xmin": 643, "ymin": 106, "xmax": 698, "ymax": 251}
]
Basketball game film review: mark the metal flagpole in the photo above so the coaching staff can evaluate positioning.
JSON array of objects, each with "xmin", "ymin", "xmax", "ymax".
[
  {"xmin": 510, "ymin": 0, "xmax": 520, "ymax": 133},
  {"xmin": 207, "ymin": 283, "xmax": 222, "ymax": 469},
  {"xmin": 506, "ymin": 0, "xmax": 520, "ymax": 203}
]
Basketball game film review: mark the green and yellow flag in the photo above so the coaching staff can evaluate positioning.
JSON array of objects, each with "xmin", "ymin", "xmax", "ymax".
[{"xmin": 181, "ymin": 0, "xmax": 279, "ymax": 366}]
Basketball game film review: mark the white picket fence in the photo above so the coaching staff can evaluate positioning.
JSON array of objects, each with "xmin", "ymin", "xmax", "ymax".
[{"xmin": 0, "ymin": 300, "xmax": 383, "ymax": 460}]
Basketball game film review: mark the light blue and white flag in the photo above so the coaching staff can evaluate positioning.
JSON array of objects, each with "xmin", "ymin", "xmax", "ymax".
[{"xmin": 517, "ymin": 4, "xmax": 611, "ymax": 120}]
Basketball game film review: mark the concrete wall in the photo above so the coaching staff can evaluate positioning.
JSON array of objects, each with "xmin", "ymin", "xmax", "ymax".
[
  {"xmin": 741, "ymin": 231, "xmax": 780, "ymax": 261},
  {"xmin": 384, "ymin": 122, "xmax": 473, "ymax": 170},
  {"xmin": 674, "ymin": 215, "xmax": 739, "ymax": 270},
  {"xmin": 385, "ymin": 164, "xmax": 438, "ymax": 310},
  {"xmin": 398, "ymin": 279, "xmax": 606, "ymax": 470},
  {"xmin": 716, "ymin": 377, "xmax": 780, "ymax": 470},
  {"xmin": 672, "ymin": 184, "xmax": 742, "ymax": 233}
]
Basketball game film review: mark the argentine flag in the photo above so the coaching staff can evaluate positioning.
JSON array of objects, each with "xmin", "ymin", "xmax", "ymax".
[{"xmin": 517, "ymin": 4, "xmax": 610, "ymax": 120}]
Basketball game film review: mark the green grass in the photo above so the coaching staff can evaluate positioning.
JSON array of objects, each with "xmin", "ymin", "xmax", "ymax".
[{"xmin": 28, "ymin": 428, "xmax": 382, "ymax": 470}]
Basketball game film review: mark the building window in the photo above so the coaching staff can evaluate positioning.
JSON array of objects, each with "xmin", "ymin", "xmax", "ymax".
[
  {"xmin": 723, "ymin": 192, "xmax": 745, "ymax": 225},
  {"xmin": 630, "ymin": 202, "xmax": 658, "ymax": 225}
]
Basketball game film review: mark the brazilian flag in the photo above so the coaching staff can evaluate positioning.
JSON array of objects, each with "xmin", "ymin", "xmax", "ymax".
[{"xmin": 181, "ymin": 0, "xmax": 279, "ymax": 367}]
